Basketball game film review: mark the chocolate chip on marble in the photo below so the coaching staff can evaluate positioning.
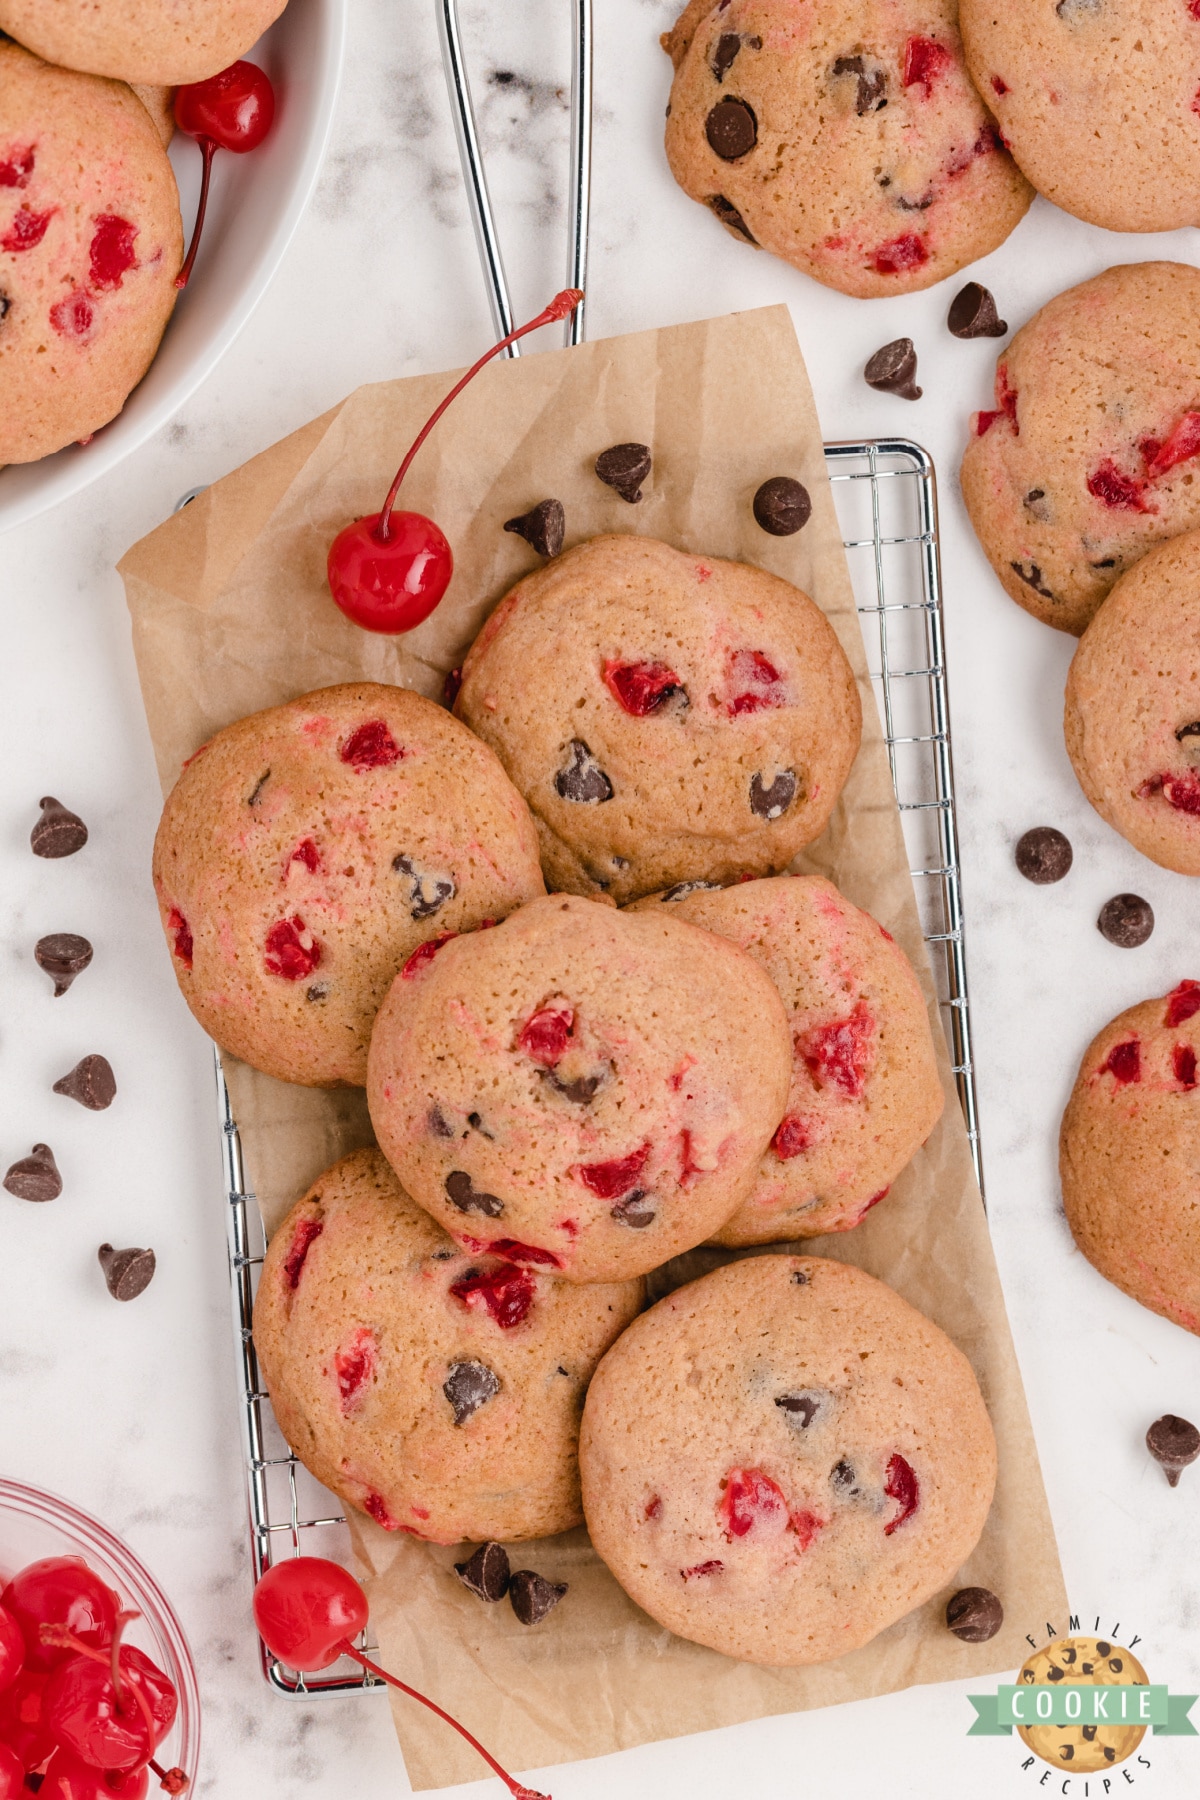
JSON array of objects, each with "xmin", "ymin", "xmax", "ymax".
[
  {"xmin": 98, "ymin": 1243, "xmax": 156, "ymax": 1301},
  {"xmin": 443, "ymin": 1360, "xmax": 501, "ymax": 1426},
  {"xmin": 1010, "ymin": 560, "xmax": 1054, "ymax": 599},
  {"xmin": 454, "ymin": 1540, "xmax": 511, "ymax": 1602},
  {"xmin": 749, "ymin": 769, "xmax": 797, "ymax": 820},
  {"xmin": 555, "ymin": 740, "xmax": 613, "ymax": 804},
  {"xmin": 595, "ymin": 443, "xmax": 652, "ymax": 504},
  {"xmin": 753, "ymin": 477, "xmax": 812, "ymax": 536},
  {"xmin": 504, "ymin": 499, "xmax": 565, "ymax": 559},
  {"xmin": 1146, "ymin": 1414, "xmax": 1200, "ymax": 1487},
  {"xmin": 35, "ymin": 932, "xmax": 93, "ymax": 996},
  {"xmin": 1098, "ymin": 893, "xmax": 1154, "ymax": 948},
  {"xmin": 444, "ymin": 1171, "xmax": 504, "ymax": 1217},
  {"xmin": 429, "ymin": 1105, "xmax": 455, "ymax": 1138},
  {"xmin": 508, "ymin": 1569, "xmax": 568, "ymax": 1626},
  {"xmin": 52, "ymin": 1054, "xmax": 116, "ymax": 1111},
  {"xmin": 611, "ymin": 1191, "xmax": 656, "ymax": 1228},
  {"xmin": 30, "ymin": 797, "xmax": 88, "ymax": 858},
  {"xmin": 247, "ymin": 769, "xmax": 271, "ymax": 807},
  {"xmin": 864, "ymin": 338, "xmax": 922, "ymax": 401},
  {"xmin": 707, "ymin": 194, "xmax": 757, "ymax": 243},
  {"xmin": 705, "ymin": 95, "xmax": 757, "ymax": 160},
  {"xmin": 393, "ymin": 854, "xmax": 456, "ymax": 920},
  {"xmin": 946, "ymin": 1587, "xmax": 1004, "ymax": 1642},
  {"xmin": 948, "ymin": 281, "xmax": 1008, "ymax": 340},
  {"xmin": 3, "ymin": 1144, "xmax": 62, "ymax": 1203},
  {"xmin": 775, "ymin": 1392, "xmax": 820, "ymax": 1427},
  {"xmin": 1014, "ymin": 826, "xmax": 1073, "ymax": 884},
  {"xmin": 832, "ymin": 54, "xmax": 888, "ymax": 115}
]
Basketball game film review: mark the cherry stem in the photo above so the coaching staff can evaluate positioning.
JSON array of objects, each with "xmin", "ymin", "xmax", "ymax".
[
  {"xmin": 148, "ymin": 1759, "xmax": 189, "ymax": 1795},
  {"xmin": 336, "ymin": 1642, "xmax": 550, "ymax": 1800},
  {"xmin": 176, "ymin": 137, "xmax": 217, "ymax": 289},
  {"xmin": 375, "ymin": 288, "xmax": 583, "ymax": 542}
]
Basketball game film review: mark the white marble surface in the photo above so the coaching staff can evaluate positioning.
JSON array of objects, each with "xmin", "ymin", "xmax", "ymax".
[{"xmin": 2, "ymin": 2, "xmax": 1200, "ymax": 1795}]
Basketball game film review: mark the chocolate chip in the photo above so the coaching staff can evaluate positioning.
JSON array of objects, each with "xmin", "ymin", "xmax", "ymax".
[
  {"xmin": 1010, "ymin": 560, "xmax": 1054, "ymax": 599},
  {"xmin": 791, "ymin": 1269, "xmax": 808, "ymax": 1285},
  {"xmin": 1098, "ymin": 893, "xmax": 1154, "ymax": 948},
  {"xmin": 595, "ymin": 443, "xmax": 651, "ymax": 504},
  {"xmin": 705, "ymin": 95, "xmax": 757, "ymax": 160},
  {"xmin": 895, "ymin": 193, "xmax": 934, "ymax": 212},
  {"xmin": 1146, "ymin": 1414, "xmax": 1200, "ymax": 1487},
  {"xmin": 1103, "ymin": 1747, "xmax": 1116, "ymax": 1763},
  {"xmin": 1090, "ymin": 556, "xmax": 1116, "ymax": 569},
  {"xmin": 305, "ymin": 982, "xmax": 329, "ymax": 1002},
  {"xmin": 504, "ymin": 499, "xmax": 565, "ymax": 559},
  {"xmin": 1096, "ymin": 1642, "xmax": 1111, "ymax": 1658},
  {"xmin": 1108, "ymin": 1657, "xmax": 1123, "ymax": 1672},
  {"xmin": 541, "ymin": 1068, "xmax": 606, "ymax": 1105},
  {"xmin": 429, "ymin": 1105, "xmax": 455, "ymax": 1138},
  {"xmin": 1025, "ymin": 488, "xmax": 1051, "ymax": 520},
  {"xmin": 393, "ymin": 854, "xmax": 455, "ymax": 920},
  {"xmin": 1047, "ymin": 1664, "xmax": 1064, "ymax": 1681},
  {"xmin": 1015, "ymin": 826, "xmax": 1072, "ymax": 884},
  {"xmin": 864, "ymin": 338, "xmax": 922, "ymax": 401},
  {"xmin": 832, "ymin": 54, "xmax": 888, "ymax": 114},
  {"xmin": 30, "ymin": 797, "xmax": 88, "ymax": 859},
  {"xmin": 1176, "ymin": 721, "xmax": 1200, "ymax": 742},
  {"xmin": 555, "ymin": 740, "xmax": 613, "ymax": 804},
  {"xmin": 776, "ymin": 1392, "xmax": 820, "ymax": 1427},
  {"xmin": 707, "ymin": 194, "xmax": 757, "ymax": 243},
  {"xmin": 508, "ymin": 1569, "xmax": 567, "ymax": 1626},
  {"xmin": 611, "ymin": 1191, "xmax": 656, "ymax": 1228},
  {"xmin": 749, "ymin": 769, "xmax": 796, "ymax": 820},
  {"xmin": 0, "ymin": 291, "xmax": 10, "ymax": 324},
  {"xmin": 830, "ymin": 1459, "xmax": 860, "ymax": 1495},
  {"xmin": 444, "ymin": 1171, "xmax": 504, "ymax": 1217},
  {"xmin": 35, "ymin": 932, "xmax": 93, "ymax": 996},
  {"xmin": 247, "ymin": 770, "xmax": 271, "ymax": 806},
  {"xmin": 443, "ymin": 1360, "xmax": 501, "ymax": 1425},
  {"xmin": 711, "ymin": 32, "xmax": 743, "ymax": 80},
  {"xmin": 753, "ymin": 476, "xmax": 812, "ymax": 536},
  {"xmin": 1082, "ymin": 1725, "xmax": 1097, "ymax": 1742},
  {"xmin": 3, "ymin": 1144, "xmax": 61, "ymax": 1203},
  {"xmin": 948, "ymin": 282, "xmax": 1008, "ymax": 339},
  {"xmin": 946, "ymin": 1587, "xmax": 1004, "ymax": 1643},
  {"xmin": 52, "ymin": 1054, "xmax": 116, "ymax": 1111},
  {"xmin": 662, "ymin": 880, "xmax": 722, "ymax": 901},
  {"xmin": 1061, "ymin": 1646, "xmax": 1077, "ymax": 1664},
  {"xmin": 98, "ymin": 1243, "xmax": 156, "ymax": 1301},
  {"xmin": 467, "ymin": 1111, "xmax": 494, "ymax": 1139},
  {"xmin": 454, "ymin": 1540, "xmax": 510, "ymax": 1602}
]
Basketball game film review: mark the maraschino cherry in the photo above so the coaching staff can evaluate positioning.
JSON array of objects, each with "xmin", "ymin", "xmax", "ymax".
[
  {"xmin": 1, "ymin": 1559, "xmax": 118, "ymax": 1673},
  {"xmin": 0, "ymin": 1740, "xmax": 24, "ymax": 1800},
  {"xmin": 38, "ymin": 1747, "xmax": 150, "ymax": 1799},
  {"xmin": 253, "ymin": 1558, "xmax": 551, "ymax": 1799},
  {"xmin": 0, "ymin": 1604, "xmax": 22, "ymax": 1693},
  {"xmin": 174, "ymin": 61, "xmax": 276, "ymax": 288},
  {"xmin": 326, "ymin": 289, "xmax": 583, "ymax": 635}
]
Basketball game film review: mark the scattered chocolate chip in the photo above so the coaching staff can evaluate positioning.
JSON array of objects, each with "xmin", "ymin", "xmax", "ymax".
[
  {"xmin": 444, "ymin": 1171, "xmax": 504, "ymax": 1217},
  {"xmin": 775, "ymin": 1393, "xmax": 820, "ymax": 1427},
  {"xmin": 749, "ymin": 769, "xmax": 797, "ymax": 820},
  {"xmin": 707, "ymin": 194, "xmax": 757, "ymax": 243},
  {"xmin": 393, "ymin": 854, "xmax": 455, "ymax": 920},
  {"xmin": 444, "ymin": 1360, "xmax": 501, "ymax": 1425},
  {"xmin": 753, "ymin": 476, "xmax": 812, "ymax": 536},
  {"xmin": 454, "ymin": 1540, "xmax": 510, "ymax": 1602},
  {"xmin": 832, "ymin": 54, "xmax": 888, "ymax": 114},
  {"xmin": 555, "ymin": 740, "xmax": 613, "ymax": 804},
  {"xmin": 35, "ymin": 932, "xmax": 93, "ymax": 996},
  {"xmin": 429, "ymin": 1105, "xmax": 455, "ymax": 1138},
  {"xmin": 1015, "ymin": 826, "xmax": 1073, "ymax": 884},
  {"xmin": 595, "ymin": 443, "xmax": 652, "ymax": 504},
  {"xmin": 1098, "ymin": 893, "xmax": 1154, "ymax": 948},
  {"xmin": 504, "ymin": 499, "xmax": 565, "ymax": 559},
  {"xmin": 247, "ymin": 770, "xmax": 271, "ymax": 806},
  {"xmin": 705, "ymin": 94, "xmax": 757, "ymax": 160},
  {"xmin": 864, "ymin": 338, "xmax": 922, "ymax": 401},
  {"xmin": 1146, "ymin": 1414, "xmax": 1200, "ymax": 1487},
  {"xmin": 611, "ymin": 1191, "xmax": 656, "ymax": 1228},
  {"xmin": 1010, "ymin": 560, "xmax": 1054, "ymax": 599},
  {"xmin": 508, "ymin": 1569, "xmax": 567, "ymax": 1626},
  {"xmin": 946, "ymin": 1586, "xmax": 1004, "ymax": 1642},
  {"xmin": 30, "ymin": 797, "xmax": 88, "ymax": 859},
  {"xmin": 948, "ymin": 281, "xmax": 1008, "ymax": 340},
  {"xmin": 3, "ymin": 1144, "xmax": 61, "ymax": 1203},
  {"xmin": 52, "ymin": 1054, "xmax": 116, "ymax": 1111},
  {"xmin": 98, "ymin": 1243, "xmax": 156, "ymax": 1302}
]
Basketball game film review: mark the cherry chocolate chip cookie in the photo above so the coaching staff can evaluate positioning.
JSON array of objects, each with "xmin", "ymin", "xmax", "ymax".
[{"xmin": 0, "ymin": 0, "xmax": 287, "ymax": 86}]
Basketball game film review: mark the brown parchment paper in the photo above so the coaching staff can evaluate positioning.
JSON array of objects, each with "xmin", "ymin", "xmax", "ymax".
[{"xmin": 118, "ymin": 306, "xmax": 1065, "ymax": 1790}]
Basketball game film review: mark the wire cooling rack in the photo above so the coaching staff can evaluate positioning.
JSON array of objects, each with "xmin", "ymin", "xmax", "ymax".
[{"xmin": 220, "ymin": 436, "xmax": 983, "ymax": 1696}]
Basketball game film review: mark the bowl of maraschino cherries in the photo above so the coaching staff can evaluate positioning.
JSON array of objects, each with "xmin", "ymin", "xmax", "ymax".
[{"xmin": 0, "ymin": 1479, "xmax": 198, "ymax": 1798}]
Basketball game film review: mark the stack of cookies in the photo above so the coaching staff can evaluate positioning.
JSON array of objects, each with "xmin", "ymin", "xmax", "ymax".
[{"xmin": 153, "ymin": 532, "xmax": 1000, "ymax": 1667}]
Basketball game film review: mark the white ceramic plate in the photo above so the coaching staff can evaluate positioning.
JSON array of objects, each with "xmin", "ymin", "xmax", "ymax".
[{"xmin": 0, "ymin": 0, "xmax": 346, "ymax": 533}]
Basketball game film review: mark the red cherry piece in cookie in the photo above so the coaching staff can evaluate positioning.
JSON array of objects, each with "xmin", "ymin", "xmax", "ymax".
[
  {"xmin": 339, "ymin": 720, "xmax": 403, "ymax": 769},
  {"xmin": 283, "ymin": 1217, "xmax": 323, "ymax": 1290},
  {"xmin": 0, "ymin": 1741, "xmax": 23, "ymax": 1800},
  {"xmin": 771, "ymin": 1115, "xmax": 812, "ymax": 1160},
  {"xmin": 167, "ymin": 907, "xmax": 193, "ymax": 968},
  {"xmin": 870, "ymin": 233, "xmax": 928, "ymax": 276},
  {"xmin": 89, "ymin": 215, "xmax": 137, "ymax": 291},
  {"xmin": 602, "ymin": 659, "xmax": 686, "ymax": 716},
  {"xmin": 681, "ymin": 1560, "xmax": 724, "ymax": 1581},
  {"xmin": 264, "ymin": 916, "xmax": 321, "ymax": 980},
  {"xmin": 291, "ymin": 838, "xmax": 320, "ymax": 874},
  {"xmin": 49, "ymin": 292, "xmax": 94, "ymax": 340},
  {"xmin": 902, "ymin": 36, "xmax": 952, "ymax": 98},
  {"xmin": 1, "ymin": 205, "xmax": 52, "ymax": 252},
  {"xmin": 1101, "ymin": 1040, "xmax": 1141, "ymax": 1084},
  {"xmin": 727, "ymin": 649, "xmax": 786, "ymax": 716},
  {"xmin": 1174, "ymin": 1044, "xmax": 1198, "ymax": 1089},
  {"xmin": 363, "ymin": 1492, "xmax": 403, "ymax": 1530},
  {"xmin": 2, "ymin": 1559, "xmax": 118, "ymax": 1674},
  {"xmin": 720, "ymin": 1467, "xmax": 789, "ymax": 1541},
  {"xmin": 518, "ymin": 1005, "xmax": 573, "ymax": 1066},
  {"xmin": 1087, "ymin": 460, "xmax": 1151, "ymax": 513},
  {"xmin": 800, "ymin": 1005, "xmax": 873, "ymax": 1099},
  {"xmin": 1160, "ymin": 771, "xmax": 1200, "ymax": 814},
  {"xmin": 449, "ymin": 1263, "xmax": 536, "ymax": 1330},
  {"xmin": 0, "ymin": 1604, "xmax": 23, "ymax": 1693},
  {"xmin": 0, "ymin": 146, "xmax": 35, "ymax": 188},
  {"xmin": 1166, "ymin": 981, "xmax": 1200, "ymax": 1026},
  {"xmin": 486, "ymin": 1238, "xmax": 562, "ymax": 1267},
  {"xmin": 577, "ymin": 1143, "xmax": 650, "ymax": 1199},
  {"xmin": 1143, "ymin": 412, "xmax": 1200, "ymax": 479},
  {"xmin": 0, "ymin": 1669, "xmax": 55, "ymax": 1768},
  {"xmin": 335, "ymin": 1328, "xmax": 376, "ymax": 1412},
  {"xmin": 253, "ymin": 1556, "xmax": 368, "ymax": 1672},
  {"xmin": 401, "ymin": 932, "xmax": 457, "ymax": 978},
  {"xmin": 883, "ymin": 1452, "xmax": 919, "ymax": 1534},
  {"xmin": 38, "ymin": 1748, "xmax": 150, "ymax": 1800},
  {"xmin": 790, "ymin": 1507, "xmax": 823, "ymax": 1551}
]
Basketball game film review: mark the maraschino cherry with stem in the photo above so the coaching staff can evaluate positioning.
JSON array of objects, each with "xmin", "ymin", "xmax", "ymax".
[
  {"xmin": 253, "ymin": 1558, "xmax": 551, "ymax": 1800},
  {"xmin": 326, "ymin": 289, "xmax": 583, "ymax": 635},
  {"xmin": 174, "ymin": 61, "xmax": 276, "ymax": 289}
]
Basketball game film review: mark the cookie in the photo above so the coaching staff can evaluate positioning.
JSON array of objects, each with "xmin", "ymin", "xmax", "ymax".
[
  {"xmin": 1064, "ymin": 530, "xmax": 1200, "ymax": 875},
  {"xmin": 1015, "ymin": 1637, "xmax": 1149, "ymax": 1772},
  {"xmin": 961, "ymin": 262, "xmax": 1200, "ymax": 636},
  {"xmin": 455, "ymin": 535, "xmax": 862, "ymax": 904},
  {"xmin": 579, "ymin": 1254, "xmax": 997, "ymax": 1666},
  {"xmin": 0, "ymin": 42, "xmax": 183, "ymax": 466},
  {"xmin": 253, "ymin": 1149, "xmax": 643, "ymax": 1544},
  {"xmin": 1060, "ymin": 982, "xmax": 1200, "ymax": 1335},
  {"xmin": 961, "ymin": 0, "xmax": 1200, "ymax": 234},
  {"xmin": 152, "ymin": 682, "xmax": 545, "ymax": 1087},
  {"xmin": 0, "ymin": 0, "xmax": 287, "ymax": 85},
  {"xmin": 130, "ymin": 84, "xmax": 176, "ymax": 147},
  {"xmin": 661, "ymin": 0, "xmax": 1032, "ymax": 300},
  {"xmin": 630, "ymin": 876, "xmax": 944, "ymax": 1240},
  {"xmin": 366, "ymin": 893, "xmax": 793, "ymax": 1283}
]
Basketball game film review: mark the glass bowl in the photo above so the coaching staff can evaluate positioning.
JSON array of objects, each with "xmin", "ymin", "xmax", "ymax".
[{"xmin": 0, "ymin": 1477, "xmax": 200, "ymax": 1786}]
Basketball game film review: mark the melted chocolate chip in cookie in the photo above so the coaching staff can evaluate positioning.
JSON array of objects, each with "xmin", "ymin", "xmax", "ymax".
[
  {"xmin": 1011, "ymin": 560, "xmax": 1055, "ymax": 600},
  {"xmin": 444, "ymin": 1171, "xmax": 505, "ymax": 1217},
  {"xmin": 443, "ymin": 1359, "xmax": 501, "ymax": 1425},
  {"xmin": 832, "ymin": 54, "xmax": 888, "ymax": 115},
  {"xmin": 393, "ymin": 854, "xmax": 456, "ymax": 920},
  {"xmin": 555, "ymin": 740, "xmax": 614, "ymax": 804},
  {"xmin": 775, "ymin": 1391, "xmax": 821, "ymax": 1427},
  {"xmin": 749, "ymin": 770, "xmax": 797, "ymax": 820},
  {"xmin": 705, "ymin": 95, "xmax": 757, "ymax": 160},
  {"xmin": 611, "ymin": 1191, "xmax": 657, "ymax": 1228},
  {"xmin": 711, "ymin": 32, "xmax": 760, "ymax": 81},
  {"xmin": 706, "ymin": 194, "xmax": 757, "ymax": 242}
]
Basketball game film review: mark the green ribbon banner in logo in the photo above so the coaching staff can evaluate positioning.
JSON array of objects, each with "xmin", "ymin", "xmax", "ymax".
[{"xmin": 967, "ymin": 1686, "xmax": 1198, "ymax": 1736}]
